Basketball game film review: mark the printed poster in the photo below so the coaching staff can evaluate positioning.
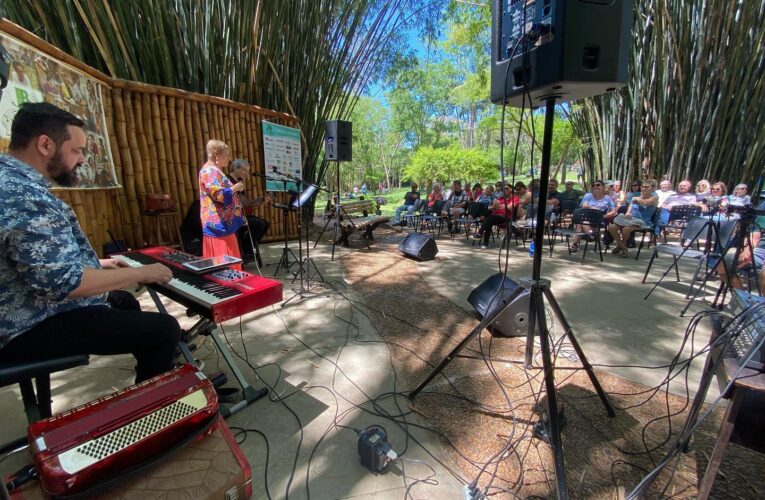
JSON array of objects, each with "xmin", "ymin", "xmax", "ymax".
[
  {"xmin": 262, "ymin": 120, "xmax": 301, "ymax": 192},
  {"xmin": 0, "ymin": 31, "xmax": 118, "ymax": 189}
]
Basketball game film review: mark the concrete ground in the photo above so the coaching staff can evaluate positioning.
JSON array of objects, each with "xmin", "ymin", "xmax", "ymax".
[{"xmin": 0, "ymin": 223, "xmax": 729, "ymax": 499}]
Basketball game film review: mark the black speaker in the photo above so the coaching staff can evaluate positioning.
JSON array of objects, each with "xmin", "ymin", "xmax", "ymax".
[
  {"xmin": 467, "ymin": 273, "xmax": 532, "ymax": 338},
  {"xmin": 490, "ymin": 0, "xmax": 632, "ymax": 107},
  {"xmin": 398, "ymin": 232, "xmax": 438, "ymax": 261},
  {"xmin": 324, "ymin": 120, "xmax": 352, "ymax": 161}
]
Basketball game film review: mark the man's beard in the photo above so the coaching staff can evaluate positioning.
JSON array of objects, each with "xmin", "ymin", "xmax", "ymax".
[{"xmin": 47, "ymin": 150, "xmax": 79, "ymax": 187}]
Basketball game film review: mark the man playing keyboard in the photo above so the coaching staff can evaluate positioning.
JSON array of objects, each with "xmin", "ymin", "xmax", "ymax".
[{"xmin": 0, "ymin": 102, "xmax": 181, "ymax": 383}]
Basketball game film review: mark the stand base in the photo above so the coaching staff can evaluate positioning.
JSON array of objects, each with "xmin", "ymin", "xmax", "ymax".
[{"xmin": 533, "ymin": 409, "xmax": 567, "ymax": 444}]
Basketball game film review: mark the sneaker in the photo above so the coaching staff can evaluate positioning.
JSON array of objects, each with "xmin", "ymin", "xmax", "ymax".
[
  {"xmin": 611, "ymin": 247, "xmax": 621, "ymax": 254},
  {"xmin": 480, "ymin": 245, "xmax": 488, "ymax": 250},
  {"xmin": 472, "ymin": 232, "xmax": 482, "ymax": 239}
]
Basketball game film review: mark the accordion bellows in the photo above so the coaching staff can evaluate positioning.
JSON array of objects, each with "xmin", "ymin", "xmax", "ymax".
[{"xmin": 28, "ymin": 364, "xmax": 219, "ymax": 498}]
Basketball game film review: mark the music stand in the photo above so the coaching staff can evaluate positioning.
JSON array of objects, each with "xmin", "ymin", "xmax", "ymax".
[
  {"xmin": 283, "ymin": 182, "xmax": 327, "ymax": 307},
  {"xmin": 267, "ymin": 179, "xmax": 299, "ymax": 276}
]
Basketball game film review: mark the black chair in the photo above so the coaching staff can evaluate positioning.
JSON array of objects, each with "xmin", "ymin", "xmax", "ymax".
[
  {"xmin": 0, "ymin": 355, "xmax": 89, "ymax": 453},
  {"xmin": 0, "ymin": 356, "xmax": 90, "ymax": 422},
  {"xmin": 179, "ymin": 199, "xmax": 202, "ymax": 256},
  {"xmin": 659, "ymin": 204, "xmax": 702, "ymax": 243},
  {"xmin": 551, "ymin": 208, "xmax": 605, "ymax": 264}
]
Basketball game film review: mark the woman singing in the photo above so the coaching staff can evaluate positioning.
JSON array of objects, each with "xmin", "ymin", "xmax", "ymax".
[{"xmin": 199, "ymin": 140, "xmax": 245, "ymax": 269}]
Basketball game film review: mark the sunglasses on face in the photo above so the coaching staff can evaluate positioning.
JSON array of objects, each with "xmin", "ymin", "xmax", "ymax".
[
  {"xmin": 593, "ymin": 183, "xmax": 603, "ymax": 187},
  {"xmin": 641, "ymin": 185, "xmax": 651, "ymax": 188}
]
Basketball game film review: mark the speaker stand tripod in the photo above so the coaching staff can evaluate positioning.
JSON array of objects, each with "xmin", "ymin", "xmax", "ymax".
[{"xmin": 408, "ymin": 98, "xmax": 614, "ymax": 499}]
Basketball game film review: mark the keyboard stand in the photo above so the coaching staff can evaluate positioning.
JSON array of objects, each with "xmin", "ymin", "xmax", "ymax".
[{"xmin": 146, "ymin": 289, "xmax": 269, "ymax": 418}]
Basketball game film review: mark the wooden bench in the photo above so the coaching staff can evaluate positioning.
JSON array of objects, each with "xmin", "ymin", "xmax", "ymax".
[{"xmin": 326, "ymin": 199, "xmax": 390, "ymax": 247}]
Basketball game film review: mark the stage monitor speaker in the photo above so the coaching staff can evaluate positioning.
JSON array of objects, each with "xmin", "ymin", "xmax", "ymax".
[
  {"xmin": 467, "ymin": 273, "xmax": 532, "ymax": 338},
  {"xmin": 398, "ymin": 232, "xmax": 438, "ymax": 261},
  {"xmin": 324, "ymin": 120, "xmax": 352, "ymax": 161},
  {"xmin": 490, "ymin": 0, "xmax": 632, "ymax": 107}
]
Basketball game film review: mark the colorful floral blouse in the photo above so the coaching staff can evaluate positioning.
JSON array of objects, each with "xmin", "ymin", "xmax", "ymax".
[{"xmin": 198, "ymin": 165, "xmax": 246, "ymax": 237}]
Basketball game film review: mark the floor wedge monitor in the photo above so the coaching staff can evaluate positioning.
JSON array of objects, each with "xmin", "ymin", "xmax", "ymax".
[
  {"xmin": 398, "ymin": 232, "xmax": 438, "ymax": 261},
  {"xmin": 468, "ymin": 273, "xmax": 531, "ymax": 337}
]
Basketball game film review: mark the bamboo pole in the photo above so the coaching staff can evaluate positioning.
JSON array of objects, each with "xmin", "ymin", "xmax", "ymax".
[{"xmin": 111, "ymin": 88, "xmax": 144, "ymax": 246}]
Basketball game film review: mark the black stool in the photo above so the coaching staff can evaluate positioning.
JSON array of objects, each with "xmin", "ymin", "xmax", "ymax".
[{"xmin": 0, "ymin": 355, "xmax": 89, "ymax": 453}]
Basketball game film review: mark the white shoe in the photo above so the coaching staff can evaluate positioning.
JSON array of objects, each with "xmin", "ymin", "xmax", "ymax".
[{"xmin": 480, "ymin": 245, "xmax": 488, "ymax": 250}]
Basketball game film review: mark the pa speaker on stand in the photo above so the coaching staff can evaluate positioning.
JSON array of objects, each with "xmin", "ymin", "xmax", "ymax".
[
  {"xmin": 490, "ymin": 0, "xmax": 632, "ymax": 107},
  {"xmin": 324, "ymin": 120, "xmax": 352, "ymax": 162}
]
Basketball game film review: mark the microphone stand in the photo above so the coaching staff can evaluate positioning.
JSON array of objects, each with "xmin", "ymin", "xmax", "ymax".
[{"xmin": 235, "ymin": 178, "xmax": 263, "ymax": 275}]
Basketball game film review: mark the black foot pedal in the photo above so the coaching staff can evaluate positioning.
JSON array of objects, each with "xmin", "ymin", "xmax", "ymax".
[{"xmin": 209, "ymin": 371, "xmax": 228, "ymax": 388}]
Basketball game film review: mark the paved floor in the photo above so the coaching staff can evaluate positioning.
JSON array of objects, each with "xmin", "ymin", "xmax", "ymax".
[{"xmin": 0, "ymin": 224, "xmax": 729, "ymax": 499}]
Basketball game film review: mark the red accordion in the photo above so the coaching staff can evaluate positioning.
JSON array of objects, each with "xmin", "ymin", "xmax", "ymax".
[{"xmin": 27, "ymin": 364, "xmax": 218, "ymax": 498}]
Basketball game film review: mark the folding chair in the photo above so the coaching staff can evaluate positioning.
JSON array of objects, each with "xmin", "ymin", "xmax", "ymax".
[
  {"xmin": 643, "ymin": 216, "xmax": 727, "ymax": 299},
  {"xmin": 551, "ymin": 208, "xmax": 605, "ymax": 264},
  {"xmin": 659, "ymin": 204, "xmax": 701, "ymax": 243}
]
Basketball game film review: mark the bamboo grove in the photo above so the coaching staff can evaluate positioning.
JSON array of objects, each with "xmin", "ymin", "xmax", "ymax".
[
  {"xmin": 1, "ymin": 0, "xmax": 411, "ymax": 203},
  {"xmin": 569, "ymin": 0, "xmax": 765, "ymax": 190}
]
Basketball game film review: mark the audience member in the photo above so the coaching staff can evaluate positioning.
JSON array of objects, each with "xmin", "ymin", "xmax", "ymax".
[
  {"xmin": 426, "ymin": 182, "xmax": 444, "ymax": 213},
  {"xmin": 608, "ymin": 179, "xmax": 658, "ymax": 258},
  {"xmin": 656, "ymin": 179, "xmax": 676, "ymax": 205},
  {"xmin": 469, "ymin": 184, "xmax": 496, "ymax": 220},
  {"xmin": 558, "ymin": 180, "xmax": 581, "ymax": 211},
  {"xmin": 701, "ymin": 181, "xmax": 727, "ymax": 213},
  {"xmin": 472, "ymin": 183, "xmax": 483, "ymax": 201},
  {"xmin": 695, "ymin": 179, "xmax": 711, "ymax": 201},
  {"xmin": 725, "ymin": 183, "xmax": 751, "ymax": 207},
  {"xmin": 442, "ymin": 180, "xmax": 469, "ymax": 232},
  {"xmin": 463, "ymin": 182, "xmax": 473, "ymax": 202},
  {"xmin": 624, "ymin": 180, "xmax": 642, "ymax": 204},
  {"xmin": 547, "ymin": 179, "xmax": 562, "ymax": 214},
  {"xmin": 716, "ymin": 227, "xmax": 764, "ymax": 296},
  {"xmin": 393, "ymin": 183, "xmax": 420, "ymax": 225},
  {"xmin": 656, "ymin": 179, "xmax": 698, "ymax": 230},
  {"xmin": 610, "ymin": 180, "xmax": 626, "ymax": 206},
  {"xmin": 570, "ymin": 180, "xmax": 617, "ymax": 251},
  {"xmin": 473, "ymin": 184, "xmax": 519, "ymax": 249}
]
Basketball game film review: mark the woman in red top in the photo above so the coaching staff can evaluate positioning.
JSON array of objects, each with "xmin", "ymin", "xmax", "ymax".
[
  {"xmin": 473, "ymin": 183, "xmax": 521, "ymax": 248},
  {"xmin": 426, "ymin": 182, "xmax": 444, "ymax": 210}
]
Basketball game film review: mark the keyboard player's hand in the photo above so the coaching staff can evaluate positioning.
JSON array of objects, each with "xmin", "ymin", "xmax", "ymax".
[{"xmin": 137, "ymin": 263, "xmax": 173, "ymax": 284}]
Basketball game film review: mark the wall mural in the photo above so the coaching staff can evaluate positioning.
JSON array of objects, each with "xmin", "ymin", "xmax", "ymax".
[{"xmin": 0, "ymin": 31, "xmax": 118, "ymax": 189}]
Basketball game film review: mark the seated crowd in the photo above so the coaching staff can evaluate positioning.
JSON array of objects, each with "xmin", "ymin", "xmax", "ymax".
[{"xmin": 390, "ymin": 175, "xmax": 763, "ymax": 299}]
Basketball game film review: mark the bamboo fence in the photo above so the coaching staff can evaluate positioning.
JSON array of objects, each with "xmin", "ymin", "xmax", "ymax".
[{"xmin": 2, "ymin": 19, "xmax": 301, "ymax": 256}]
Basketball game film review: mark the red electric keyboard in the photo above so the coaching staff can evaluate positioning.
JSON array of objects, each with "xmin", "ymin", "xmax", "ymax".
[
  {"xmin": 115, "ymin": 246, "xmax": 282, "ymax": 323},
  {"xmin": 27, "ymin": 364, "xmax": 218, "ymax": 498}
]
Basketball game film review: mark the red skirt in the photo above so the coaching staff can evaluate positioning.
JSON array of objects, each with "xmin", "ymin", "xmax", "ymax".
[{"xmin": 202, "ymin": 234, "xmax": 242, "ymax": 271}]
